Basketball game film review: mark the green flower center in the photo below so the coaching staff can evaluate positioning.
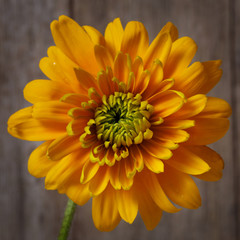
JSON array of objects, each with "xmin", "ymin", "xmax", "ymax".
[{"xmin": 94, "ymin": 92, "xmax": 154, "ymax": 148}]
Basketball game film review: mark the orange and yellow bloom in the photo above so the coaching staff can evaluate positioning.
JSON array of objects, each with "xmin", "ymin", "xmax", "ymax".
[{"xmin": 8, "ymin": 16, "xmax": 231, "ymax": 231}]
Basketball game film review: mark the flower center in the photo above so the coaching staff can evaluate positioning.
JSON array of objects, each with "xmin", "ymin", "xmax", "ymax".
[{"xmin": 94, "ymin": 92, "xmax": 154, "ymax": 148}]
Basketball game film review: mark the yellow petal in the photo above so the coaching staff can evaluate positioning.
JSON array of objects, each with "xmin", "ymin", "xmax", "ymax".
[
  {"xmin": 158, "ymin": 165, "xmax": 201, "ymax": 209},
  {"xmin": 187, "ymin": 118, "xmax": 230, "ymax": 145},
  {"xmin": 45, "ymin": 149, "xmax": 88, "ymax": 190},
  {"xmin": 32, "ymin": 101, "xmax": 73, "ymax": 122},
  {"xmin": 97, "ymin": 69, "xmax": 114, "ymax": 96},
  {"xmin": 187, "ymin": 146, "xmax": 224, "ymax": 181},
  {"xmin": 121, "ymin": 21, "xmax": 149, "ymax": 60},
  {"xmin": 92, "ymin": 185, "xmax": 121, "ymax": 231},
  {"xmin": 198, "ymin": 60, "xmax": 222, "ymax": 94},
  {"xmin": 50, "ymin": 15, "xmax": 99, "ymax": 75},
  {"xmin": 170, "ymin": 94, "xmax": 207, "ymax": 119},
  {"xmin": 28, "ymin": 141, "xmax": 56, "ymax": 178},
  {"xmin": 166, "ymin": 146, "xmax": 210, "ymax": 175},
  {"xmin": 104, "ymin": 18, "xmax": 124, "ymax": 57},
  {"xmin": 119, "ymin": 161, "xmax": 134, "ymax": 190},
  {"xmin": 83, "ymin": 25, "xmax": 105, "ymax": 45},
  {"xmin": 113, "ymin": 52, "xmax": 130, "ymax": 85},
  {"xmin": 151, "ymin": 127, "xmax": 190, "ymax": 143},
  {"xmin": 62, "ymin": 179, "xmax": 91, "ymax": 206},
  {"xmin": 142, "ymin": 171, "xmax": 180, "ymax": 213},
  {"xmin": 159, "ymin": 22, "xmax": 178, "ymax": 42},
  {"xmin": 24, "ymin": 80, "xmax": 72, "ymax": 104},
  {"xmin": 164, "ymin": 37, "xmax": 197, "ymax": 79},
  {"xmin": 74, "ymin": 67, "xmax": 100, "ymax": 93},
  {"xmin": 80, "ymin": 160, "xmax": 100, "ymax": 184},
  {"xmin": 197, "ymin": 97, "xmax": 232, "ymax": 118},
  {"xmin": 47, "ymin": 134, "xmax": 82, "ymax": 161},
  {"xmin": 149, "ymin": 90, "xmax": 185, "ymax": 118},
  {"xmin": 116, "ymin": 189, "xmax": 138, "ymax": 224},
  {"xmin": 129, "ymin": 145, "xmax": 144, "ymax": 172},
  {"xmin": 173, "ymin": 62, "xmax": 207, "ymax": 97},
  {"xmin": 8, "ymin": 110, "xmax": 67, "ymax": 141},
  {"xmin": 89, "ymin": 166, "xmax": 110, "ymax": 196},
  {"xmin": 144, "ymin": 32, "xmax": 172, "ymax": 69},
  {"xmin": 142, "ymin": 59, "xmax": 163, "ymax": 98},
  {"xmin": 140, "ymin": 140, "xmax": 172, "ymax": 160},
  {"xmin": 66, "ymin": 118, "xmax": 89, "ymax": 136},
  {"xmin": 94, "ymin": 45, "xmax": 114, "ymax": 70},
  {"xmin": 109, "ymin": 164, "xmax": 121, "ymax": 190},
  {"xmin": 140, "ymin": 147, "xmax": 165, "ymax": 173},
  {"xmin": 135, "ymin": 179, "xmax": 162, "ymax": 230},
  {"xmin": 60, "ymin": 93, "xmax": 89, "ymax": 106},
  {"xmin": 41, "ymin": 46, "xmax": 83, "ymax": 92}
]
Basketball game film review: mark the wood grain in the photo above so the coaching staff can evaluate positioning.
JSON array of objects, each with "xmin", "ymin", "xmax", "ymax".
[{"xmin": 0, "ymin": 0, "xmax": 239, "ymax": 239}]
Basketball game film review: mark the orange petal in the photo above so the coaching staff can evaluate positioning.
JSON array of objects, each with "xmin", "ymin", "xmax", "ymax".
[
  {"xmin": 197, "ymin": 97, "xmax": 232, "ymax": 118},
  {"xmin": 83, "ymin": 25, "xmax": 105, "ymax": 45},
  {"xmin": 50, "ymin": 15, "xmax": 99, "ymax": 75},
  {"xmin": 170, "ymin": 94, "xmax": 207, "ymax": 119},
  {"xmin": 164, "ymin": 37, "xmax": 197, "ymax": 79},
  {"xmin": 166, "ymin": 146, "xmax": 210, "ymax": 175},
  {"xmin": 45, "ymin": 149, "xmax": 88, "ymax": 190},
  {"xmin": 141, "ymin": 170, "xmax": 180, "ymax": 213},
  {"xmin": 47, "ymin": 134, "xmax": 83, "ymax": 161},
  {"xmin": 89, "ymin": 166, "xmax": 110, "ymax": 196},
  {"xmin": 8, "ymin": 110, "xmax": 67, "ymax": 141},
  {"xmin": 104, "ymin": 18, "xmax": 124, "ymax": 57},
  {"xmin": 116, "ymin": 189, "xmax": 138, "ymax": 224},
  {"xmin": 158, "ymin": 165, "xmax": 201, "ymax": 209},
  {"xmin": 92, "ymin": 185, "xmax": 121, "ymax": 231},
  {"xmin": 94, "ymin": 45, "xmax": 114, "ymax": 70},
  {"xmin": 198, "ymin": 60, "xmax": 222, "ymax": 94},
  {"xmin": 188, "ymin": 146, "xmax": 224, "ymax": 181},
  {"xmin": 159, "ymin": 22, "xmax": 178, "ymax": 42},
  {"xmin": 186, "ymin": 118, "xmax": 230, "ymax": 145},
  {"xmin": 80, "ymin": 160, "xmax": 100, "ymax": 184},
  {"xmin": 28, "ymin": 141, "xmax": 56, "ymax": 178},
  {"xmin": 144, "ymin": 32, "xmax": 172, "ymax": 69},
  {"xmin": 149, "ymin": 90, "xmax": 185, "ymax": 118},
  {"xmin": 134, "ymin": 178, "xmax": 163, "ymax": 230},
  {"xmin": 121, "ymin": 21, "xmax": 149, "ymax": 60},
  {"xmin": 24, "ymin": 80, "xmax": 72, "ymax": 104}
]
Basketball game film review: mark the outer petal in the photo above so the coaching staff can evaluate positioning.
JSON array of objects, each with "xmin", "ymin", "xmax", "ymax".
[
  {"xmin": 188, "ymin": 146, "xmax": 224, "ymax": 181},
  {"xmin": 83, "ymin": 25, "xmax": 105, "ymax": 45},
  {"xmin": 116, "ymin": 189, "xmax": 138, "ymax": 224},
  {"xmin": 24, "ymin": 80, "xmax": 72, "ymax": 104},
  {"xmin": 121, "ymin": 21, "xmax": 149, "ymax": 60},
  {"xmin": 8, "ymin": 109, "xmax": 67, "ymax": 141},
  {"xmin": 164, "ymin": 37, "xmax": 197, "ymax": 79},
  {"xmin": 104, "ymin": 18, "xmax": 124, "ymax": 57},
  {"xmin": 47, "ymin": 134, "xmax": 83, "ymax": 161},
  {"xmin": 143, "ymin": 32, "xmax": 172, "ymax": 69},
  {"xmin": 134, "ymin": 178, "xmax": 163, "ymax": 230},
  {"xmin": 166, "ymin": 146, "xmax": 210, "ymax": 175},
  {"xmin": 141, "ymin": 170, "xmax": 180, "ymax": 213},
  {"xmin": 45, "ymin": 149, "xmax": 89, "ymax": 190},
  {"xmin": 92, "ymin": 185, "xmax": 121, "ymax": 231},
  {"xmin": 198, "ymin": 60, "xmax": 222, "ymax": 94},
  {"xmin": 158, "ymin": 165, "xmax": 201, "ymax": 209},
  {"xmin": 186, "ymin": 118, "xmax": 230, "ymax": 145},
  {"xmin": 50, "ymin": 15, "xmax": 99, "ymax": 75},
  {"xmin": 197, "ymin": 97, "xmax": 232, "ymax": 118},
  {"xmin": 159, "ymin": 22, "xmax": 178, "ymax": 42},
  {"xmin": 28, "ymin": 141, "xmax": 56, "ymax": 178}
]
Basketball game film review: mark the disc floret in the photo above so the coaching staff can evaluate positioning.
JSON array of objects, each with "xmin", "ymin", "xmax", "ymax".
[{"xmin": 94, "ymin": 92, "xmax": 154, "ymax": 149}]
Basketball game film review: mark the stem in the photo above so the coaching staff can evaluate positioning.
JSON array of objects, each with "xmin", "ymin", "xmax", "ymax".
[{"xmin": 58, "ymin": 199, "xmax": 77, "ymax": 240}]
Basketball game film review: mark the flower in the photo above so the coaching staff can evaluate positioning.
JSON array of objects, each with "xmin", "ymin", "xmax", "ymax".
[{"xmin": 8, "ymin": 15, "xmax": 232, "ymax": 231}]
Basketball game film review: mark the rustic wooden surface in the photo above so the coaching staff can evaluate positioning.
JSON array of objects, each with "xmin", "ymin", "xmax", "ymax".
[{"xmin": 0, "ymin": 0, "xmax": 239, "ymax": 239}]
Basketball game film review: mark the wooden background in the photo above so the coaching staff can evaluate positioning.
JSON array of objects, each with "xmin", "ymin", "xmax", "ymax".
[{"xmin": 0, "ymin": 0, "xmax": 239, "ymax": 239}]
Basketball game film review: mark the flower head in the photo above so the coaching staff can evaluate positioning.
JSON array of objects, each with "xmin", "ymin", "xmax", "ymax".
[{"xmin": 8, "ymin": 16, "xmax": 232, "ymax": 231}]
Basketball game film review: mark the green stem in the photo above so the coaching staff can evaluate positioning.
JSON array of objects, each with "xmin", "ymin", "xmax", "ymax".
[{"xmin": 58, "ymin": 199, "xmax": 77, "ymax": 240}]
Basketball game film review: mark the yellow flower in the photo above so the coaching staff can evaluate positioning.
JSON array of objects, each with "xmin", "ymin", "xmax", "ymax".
[{"xmin": 8, "ymin": 16, "xmax": 232, "ymax": 231}]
